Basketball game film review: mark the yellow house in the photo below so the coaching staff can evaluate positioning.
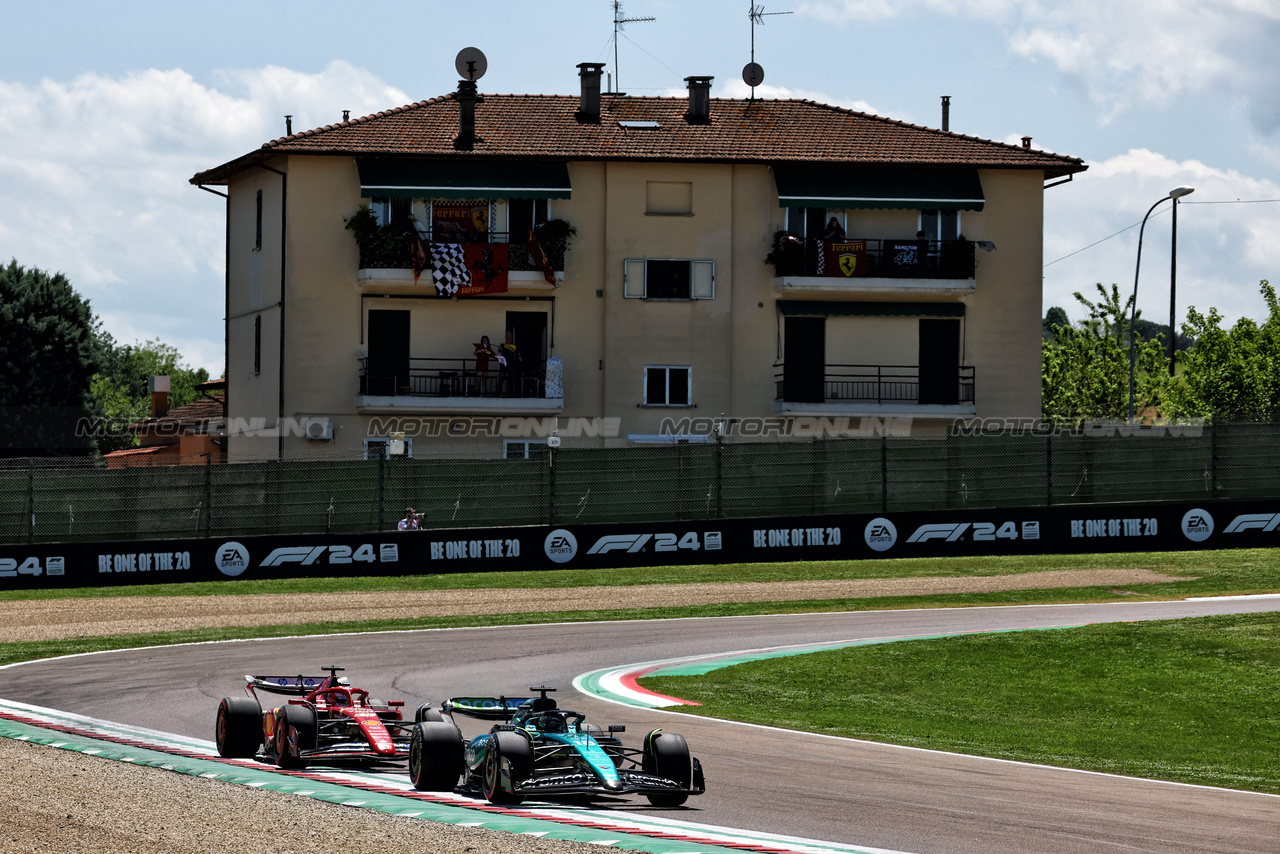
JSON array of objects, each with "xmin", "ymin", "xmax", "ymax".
[{"xmin": 191, "ymin": 64, "xmax": 1086, "ymax": 460}]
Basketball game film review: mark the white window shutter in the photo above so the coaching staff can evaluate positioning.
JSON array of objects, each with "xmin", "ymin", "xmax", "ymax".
[
  {"xmin": 624, "ymin": 259, "xmax": 646, "ymax": 298},
  {"xmin": 691, "ymin": 260, "xmax": 715, "ymax": 299}
]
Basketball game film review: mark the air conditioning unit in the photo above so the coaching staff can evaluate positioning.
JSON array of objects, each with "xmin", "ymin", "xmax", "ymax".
[{"xmin": 305, "ymin": 418, "xmax": 334, "ymax": 441}]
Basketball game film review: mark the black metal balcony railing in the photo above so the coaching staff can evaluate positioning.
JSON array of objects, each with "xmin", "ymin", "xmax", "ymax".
[
  {"xmin": 360, "ymin": 357, "xmax": 551, "ymax": 399},
  {"xmin": 770, "ymin": 236, "xmax": 976, "ymax": 280},
  {"xmin": 775, "ymin": 364, "xmax": 976, "ymax": 406},
  {"xmin": 357, "ymin": 231, "xmax": 565, "ymax": 273}
]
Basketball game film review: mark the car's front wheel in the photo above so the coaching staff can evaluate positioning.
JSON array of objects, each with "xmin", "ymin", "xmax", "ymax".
[
  {"xmin": 272, "ymin": 705, "xmax": 315, "ymax": 770},
  {"xmin": 408, "ymin": 721, "xmax": 464, "ymax": 791},
  {"xmin": 643, "ymin": 731, "xmax": 692, "ymax": 807},
  {"xmin": 482, "ymin": 731, "xmax": 532, "ymax": 805}
]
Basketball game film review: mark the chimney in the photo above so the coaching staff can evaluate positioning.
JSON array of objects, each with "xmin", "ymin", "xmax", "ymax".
[
  {"xmin": 577, "ymin": 62, "xmax": 605, "ymax": 122},
  {"xmin": 150, "ymin": 376, "xmax": 170, "ymax": 419},
  {"xmin": 685, "ymin": 76, "xmax": 713, "ymax": 124},
  {"xmin": 1022, "ymin": 136, "xmax": 1032, "ymax": 149},
  {"xmin": 455, "ymin": 79, "xmax": 479, "ymax": 150},
  {"xmin": 284, "ymin": 115, "xmax": 292, "ymax": 135},
  {"xmin": 941, "ymin": 96, "xmax": 951, "ymax": 132},
  {"xmin": 342, "ymin": 109, "xmax": 350, "ymax": 122}
]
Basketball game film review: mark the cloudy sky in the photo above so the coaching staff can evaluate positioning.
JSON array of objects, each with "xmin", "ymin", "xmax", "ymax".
[{"xmin": 2, "ymin": 0, "xmax": 1277, "ymax": 373}]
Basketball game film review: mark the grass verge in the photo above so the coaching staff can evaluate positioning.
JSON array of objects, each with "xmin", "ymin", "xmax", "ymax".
[{"xmin": 642, "ymin": 612, "xmax": 1280, "ymax": 794}]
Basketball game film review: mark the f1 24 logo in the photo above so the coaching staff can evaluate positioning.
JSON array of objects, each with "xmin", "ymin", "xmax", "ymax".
[
  {"xmin": 906, "ymin": 521, "xmax": 1025, "ymax": 543},
  {"xmin": 586, "ymin": 532, "xmax": 706, "ymax": 554},
  {"xmin": 1223, "ymin": 514, "xmax": 1280, "ymax": 534},
  {"xmin": 260, "ymin": 544, "xmax": 397, "ymax": 566}
]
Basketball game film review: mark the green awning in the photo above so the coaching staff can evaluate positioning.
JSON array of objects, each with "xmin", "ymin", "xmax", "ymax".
[
  {"xmin": 358, "ymin": 159, "xmax": 572, "ymax": 200},
  {"xmin": 778, "ymin": 300, "xmax": 965, "ymax": 318},
  {"xmin": 772, "ymin": 164, "xmax": 984, "ymax": 211}
]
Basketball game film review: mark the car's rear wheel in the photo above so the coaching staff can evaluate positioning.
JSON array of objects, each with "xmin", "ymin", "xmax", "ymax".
[
  {"xmin": 482, "ymin": 730, "xmax": 532, "ymax": 805},
  {"xmin": 415, "ymin": 703, "xmax": 443, "ymax": 723},
  {"xmin": 408, "ymin": 721, "xmax": 464, "ymax": 791},
  {"xmin": 215, "ymin": 697, "xmax": 262, "ymax": 758},
  {"xmin": 643, "ymin": 731, "xmax": 691, "ymax": 807},
  {"xmin": 272, "ymin": 704, "xmax": 316, "ymax": 770}
]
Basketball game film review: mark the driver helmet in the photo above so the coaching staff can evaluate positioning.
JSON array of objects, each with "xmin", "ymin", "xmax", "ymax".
[{"xmin": 540, "ymin": 714, "xmax": 566, "ymax": 733}]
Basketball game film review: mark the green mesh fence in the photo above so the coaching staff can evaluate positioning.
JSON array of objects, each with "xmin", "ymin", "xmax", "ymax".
[{"xmin": 4, "ymin": 422, "xmax": 1280, "ymax": 545}]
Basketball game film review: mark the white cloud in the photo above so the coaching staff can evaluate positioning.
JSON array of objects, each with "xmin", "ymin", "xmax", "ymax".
[
  {"xmin": 798, "ymin": 0, "xmax": 1280, "ymax": 134},
  {"xmin": 1042, "ymin": 148, "xmax": 1280, "ymax": 329},
  {"xmin": 0, "ymin": 62, "xmax": 408, "ymax": 374}
]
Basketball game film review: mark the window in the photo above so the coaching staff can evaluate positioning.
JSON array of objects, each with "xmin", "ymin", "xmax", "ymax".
[
  {"xmin": 507, "ymin": 199, "xmax": 548, "ymax": 242},
  {"xmin": 364, "ymin": 437, "xmax": 413, "ymax": 459},
  {"xmin": 644, "ymin": 366, "xmax": 691, "ymax": 406},
  {"xmin": 253, "ymin": 314, "xmax": 261, "ymax": 375},
  {"xmin": 254, "ymin": 189, "xmax": 263, "ymax": 250},
  {"xmin": 920, "ymin": 210, "xmax": 960, "ymax": 241},
  {"xmin": 623, "ymin": 259, "xmax": 715, "ymax": 299},
  {"xmin": 503, "ymin": 440, "xmax": 549, "ymax": 459},
  {"xmin": 646, "ymin": 181, "xmax": 692, "ymax": 215},
  {"xmin": 371, "ymin": 196, "xmax": 411, "ymax": 228}
]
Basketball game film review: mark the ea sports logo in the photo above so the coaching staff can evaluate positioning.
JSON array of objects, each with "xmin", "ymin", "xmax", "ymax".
[
  {"xmin": 1181, "ymin": 509, "xmax": 1214, "ymax": 542},
  {"xmin": 544, "ymin": 529, "xmax": 578, "ymax": 564},
  {"xmin": 215, "ymin": 542, "xmax": 250, "ymax": 577},
  {"xmin": 864, "ymin": 517, "xmax": 897, "ymax": 552}
]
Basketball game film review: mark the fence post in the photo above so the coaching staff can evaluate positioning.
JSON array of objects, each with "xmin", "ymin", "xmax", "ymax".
[
  {"xmin": 548, "ymin": 442, "xmax": 556, "ymax": 524},
  {"xmin": 377, "ymin": 447, "xmax": 386, "ymax": 531},
  {"xmin": 880, "ymin": 429, "xmax": 888, "ymax": 513},
  {"xmin": 1210, "ymin": 417, "xmax": 1218, "ymax": 498},
  {"xmin": 714, "ymin": 428, "xmax": 724, "ymax": 519},
  {"xmin": 1046, "ymin": 432, "xmax": 1053, "ymax": 506},
  {"xmin": 203, "ymin": 453, "xmax": 213, "ymax": 536},
  {"xmin": 27, "ymin": 459, "xmax": 35, "ymax": 544}
]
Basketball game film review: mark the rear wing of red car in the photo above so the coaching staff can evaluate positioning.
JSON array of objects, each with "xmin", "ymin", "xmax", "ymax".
[
  {"xmin": 246, "ymin": 674, "xmax": 338, "ymax": 695},
  {"xmin": 442, "ymin": 696, "xmax": 536, "ymax": 720}
]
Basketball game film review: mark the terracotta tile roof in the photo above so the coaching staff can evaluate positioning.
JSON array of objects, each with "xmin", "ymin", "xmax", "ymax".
[
  {"xmin": 192, "ymin": 94, "xmax": 1085, "ymax": 184},
  {"xmin": 128, "ymin": 392, "xmax": 225, "ymax": 432}
]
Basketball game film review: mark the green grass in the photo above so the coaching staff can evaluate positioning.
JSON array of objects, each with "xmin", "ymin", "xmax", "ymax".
[{"xmin": 642, "ymin": 612, "xmax": 1280, "ymax": 793}]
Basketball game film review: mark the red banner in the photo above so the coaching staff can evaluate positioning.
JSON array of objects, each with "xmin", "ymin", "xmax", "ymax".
[
  {"xmin": 457, "ymin": 243, "xmax": 508, "ymax": 295},
  {"xmin": 822, "ymin": 240, "xmax": 868, "ymax": 277}
]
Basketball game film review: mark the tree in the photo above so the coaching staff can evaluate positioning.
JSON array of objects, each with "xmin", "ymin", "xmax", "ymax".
[
  {"xmin": 1169, "ymin": 280, "xmax": 1280, "ymax": 421},
  {"xmin": 1042, "ymin": 306, "xmax": 1069, "ymax": 341},
  {"xmin": 90, "ymin": 337, "xmax": 211, "ymax": 453},
  {"xmin": 0, "ymin": 260, "xmax": 102, "ymax": 456},
  {"xmin": 1042, "ymin": 283, "xmax": 1170, "ymax": 424}
]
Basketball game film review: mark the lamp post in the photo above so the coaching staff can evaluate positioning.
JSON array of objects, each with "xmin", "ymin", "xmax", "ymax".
[
  {"xmin": 1127, "ymin": 186, "xmax": 1195, "ymax": 423},
  {"xmin": 1168, "ymin": 186, "xmax": 1194, "ymax": 375}
]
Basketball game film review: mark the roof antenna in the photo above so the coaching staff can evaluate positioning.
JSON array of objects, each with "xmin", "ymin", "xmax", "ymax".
[
  {"xmin": 747, "ymin": 4, "xmax": 791, "ymax": 100},
  {"xmin": 611, "ymin": 1, "xmax": 655, "ymax": 95}
]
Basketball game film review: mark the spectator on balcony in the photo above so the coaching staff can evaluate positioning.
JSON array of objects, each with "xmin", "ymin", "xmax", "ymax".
[
  {"xmin": 474, "ymin": 336, "xmax": 498, "ymax": 394},
  {"xmin": 823, "ymin": 216, "xmax": 846, "ymax": 242},
  {"xmin": 498, "ymin": 331, "xmax": 522, "ymax": 397}
]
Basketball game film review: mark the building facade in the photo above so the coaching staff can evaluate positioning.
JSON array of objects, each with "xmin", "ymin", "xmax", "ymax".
[{"xmin": 191, "ymin": 64, "xmax": 1086, "ymax": 460}]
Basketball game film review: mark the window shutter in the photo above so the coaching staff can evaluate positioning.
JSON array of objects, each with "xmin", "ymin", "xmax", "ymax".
[
  {"xmin": 624, "ymin": 259, "xmax": 646, "ymax": 298},
  {"xmin": 691, "ymin": 261, "xmax": 715, "ymax": 299}
]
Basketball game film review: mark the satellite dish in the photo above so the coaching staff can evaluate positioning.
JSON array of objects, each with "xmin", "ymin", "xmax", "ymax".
[
  {"xmin": 742, "ymin": 62, "xmax": 765, "ymax": 88},
  {"xmin": 455, "ymin": 47, "xmax": 488, "ymax": 81}
]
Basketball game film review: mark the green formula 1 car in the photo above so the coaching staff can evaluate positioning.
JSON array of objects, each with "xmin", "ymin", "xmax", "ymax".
[{"xmin": 407, "ymin": 686, "xmax": 705, "ymax": 807}]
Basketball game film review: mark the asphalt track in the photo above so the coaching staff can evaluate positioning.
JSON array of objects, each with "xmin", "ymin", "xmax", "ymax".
[{"xmin": 5, "ymin": 597, "xmax": 1280, "ymax": 854}]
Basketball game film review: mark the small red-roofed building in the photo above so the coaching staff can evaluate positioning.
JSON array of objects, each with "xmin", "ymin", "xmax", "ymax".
[
  {"xmin": 103, "ymin": 379, "xmax": 227, "ymax": 468},
  {"xmin": 191, "ymin": 64, "xmax": 1085, "ymax": 460}
]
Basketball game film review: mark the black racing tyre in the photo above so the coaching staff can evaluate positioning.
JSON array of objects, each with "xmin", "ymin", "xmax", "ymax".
[
  {"xmin": 415, "ymin": 703, "xmax": 444, "ymax": 723},
  {"xmin": 408, "ymin": 721, "xmax": 464, "ymax": 791},
  {"xmin": 481, "ymin": 730, "xmax": 532, "ymax": 805},
  {"xmin": 215, "ymin": 697, "xmax": 262, "ymax": 759},
  {"xmin": 642, "ymin": 731, "xmax": 691, "ymax": 807},
  {"xmin": 273, "ymin": 704, "xmax": 316, "ymax": 769}
]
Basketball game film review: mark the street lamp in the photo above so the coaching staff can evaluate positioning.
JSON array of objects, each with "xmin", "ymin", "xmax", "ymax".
[
  {"xmin": 1167, "ymin": 186, "xmax": 1194, "ymax": 375},
  {"xmin": 1127, "ymin": 186, "xmax": 1195, "ymax": 423}
]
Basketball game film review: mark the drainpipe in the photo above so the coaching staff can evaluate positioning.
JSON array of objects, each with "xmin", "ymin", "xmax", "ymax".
[{"xmin": 259, "ymin": 162, "xmax": 288, "ymax": 461}]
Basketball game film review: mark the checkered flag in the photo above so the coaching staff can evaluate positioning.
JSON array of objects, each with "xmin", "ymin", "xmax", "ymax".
[{"xmin": 430, "ymin": 243, "xmax": 472, "ymax": 295}]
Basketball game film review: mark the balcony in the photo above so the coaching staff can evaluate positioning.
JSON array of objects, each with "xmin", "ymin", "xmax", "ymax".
[
  {"xmin": 770, "ymin": 236, "xmax": 979, "ymax": 295},
  {"xmin": 773, "ymin": 364, "xmax": 976, "ymax": 417},
  {"xmin": 356, "ymin": 357, "xmax": 564, "ymax": 414},
  {"xmin": 353, "ymin": 225, "xmax": 570, "ymax": 287}
]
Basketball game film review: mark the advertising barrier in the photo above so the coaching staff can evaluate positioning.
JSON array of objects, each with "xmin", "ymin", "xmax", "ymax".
[{"xmin": 0, "ymin": 500, "xmax": 1275, "ymax": 591}]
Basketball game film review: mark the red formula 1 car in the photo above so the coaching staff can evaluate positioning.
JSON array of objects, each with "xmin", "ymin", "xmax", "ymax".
[{"xmin": 215, "ymin": 665, "xmax": 434, "ymax": 768}]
